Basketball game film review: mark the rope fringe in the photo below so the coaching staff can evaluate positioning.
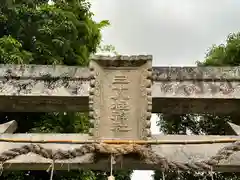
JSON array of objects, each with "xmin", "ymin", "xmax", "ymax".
[
  {"xmin": 162, "ymin": 172, "xmax": 165, "ymax": 180},
  {"xmin": 50, "ymin": 160, "xmax": 55, "ymax": 180},
  {"xmin": 0, "ymin": 163, "xmax": 3, "ymax": 176},
  {"xmin": 210, "ymin": 167, "xmax": 214, "ymax": 180},
  {"xmin": 108, "ymin": 154, "xmax": 115, "ymax": 180},
  {"xmin": 46, "ymin": 160, "xmax": 55, "ymax": 180}
]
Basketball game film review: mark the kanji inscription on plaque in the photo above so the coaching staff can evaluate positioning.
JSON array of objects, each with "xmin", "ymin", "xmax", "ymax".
[
  {"xmin": 110, "ymin": 74, "xmax": 131, "ymax": 132},
  {"xmin": 89, "ymin": 55, "xmax": 152, "ymax": 140}
]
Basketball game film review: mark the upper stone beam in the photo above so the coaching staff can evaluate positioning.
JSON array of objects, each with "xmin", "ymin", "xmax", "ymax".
[
  {"xmin": 0, "ymin": 56, "xmax": 240, "ymax": 114},
  {"xmin": 0, "ymin": 64, "xmax": 90, "ymax": 112},
  {"xmin": 153, "ymin": 66, "xmax": 240, "ymax": 80},
  {"xmin": 153, "ymin": 66, "xmax": 240, "ymax": 114}
]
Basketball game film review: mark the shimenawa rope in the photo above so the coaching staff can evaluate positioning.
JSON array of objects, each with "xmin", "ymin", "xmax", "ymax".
[{"xmin": 0, "ymin": 142, "xmax": 239, "ymax": 172}]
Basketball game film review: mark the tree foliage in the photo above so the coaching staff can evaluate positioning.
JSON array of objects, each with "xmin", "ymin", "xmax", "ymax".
[
  {"xmin": 154, "ymin": 32, "xmax": 240, "ymax": 180},
  {"xmin": 0, "ymin": 0, "xmax": 131, "ymax": 179},
  {"xmin": 0, "ymin": 0, "xmax": 110, "ymax": 65},
  {"xmin": 97, "ymin": 44, "xmax": 119, "ymax": 55}
]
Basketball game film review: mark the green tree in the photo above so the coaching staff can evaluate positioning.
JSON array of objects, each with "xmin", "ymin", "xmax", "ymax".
[
  {"xmin": 154, "ymin": 32, "xmax": 240, "ymax": 180},
  {"xmin": 0, "ymin": 0, "xmax": 131, "ymax": 179},
  {"xmin": 97, "ymin": 44, "xmax": 119, "ymax": 55}
]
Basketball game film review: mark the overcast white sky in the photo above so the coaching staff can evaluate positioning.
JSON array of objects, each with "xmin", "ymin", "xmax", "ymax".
[{"xmin": 90, "ymin": 0, "xmax": 240, "ymax": 179}]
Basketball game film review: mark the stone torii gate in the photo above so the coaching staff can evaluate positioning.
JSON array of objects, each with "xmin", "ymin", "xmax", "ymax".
[{"xmin": 0, "ymin": 55, "xmax": 240, "ymax": 173}]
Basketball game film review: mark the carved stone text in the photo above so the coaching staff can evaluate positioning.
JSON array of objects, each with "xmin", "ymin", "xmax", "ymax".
[{"xmin": 110, "ymin": 75, "xmax": 132, "ymax": 133}]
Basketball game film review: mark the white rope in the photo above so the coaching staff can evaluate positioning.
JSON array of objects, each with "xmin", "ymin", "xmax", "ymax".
[
  {"xmin": 210, "ymin": 167, "xmax": 214, "ymax": 180},
  {"xmin": 50, "ymin": 160, "xmax": 55, "ymax": 180},
  {"xmin": 68, "ymin": 163, "xmax": 70, "ymax": 172},
  {"xmin": 162, "ymin": 172, "xmax": 165, "ymax": 180},
  {"xmin": 108, "ymin": 154, "xmax": 115, "ymax": 180},
  {"xmin": 111, "ymin": 154, "xmax": 113, "ymax": 176},
  {"xmin": 177, "ymin": 170, "xmax": 180, "ymax": 180},
  {"xmin": 0, "ymin": 163, "xmax": 3, "ymax": 176},
  {"xmin": 46, "ymin": 160, "xmax": 55, "ymax": 180}
]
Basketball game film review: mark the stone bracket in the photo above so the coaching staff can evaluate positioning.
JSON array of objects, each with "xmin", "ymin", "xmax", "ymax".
[{"xmin": 0, "ymin": 120, "xmax": 17, "ymax": 133}]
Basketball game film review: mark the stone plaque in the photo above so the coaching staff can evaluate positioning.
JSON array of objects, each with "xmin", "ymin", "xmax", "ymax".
[{"xmin": 89, "ymin": 55, "xmax": 152, "ymax": 140}]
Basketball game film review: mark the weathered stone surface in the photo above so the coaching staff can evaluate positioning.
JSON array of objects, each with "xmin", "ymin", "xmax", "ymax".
[
  {"xmin": 152, "ymin": 80, "xmax": 240, "ymax": 114},
  {"xmin": 153, "ymin": 66, "xmax": 240, "ymax": 80},
  {"xmin": 0, "ymin": 62, "xmax": 240, "ymax": 113},
  {"xmin": 0, "ymin": 120, "xmax": 17, "ymax": 133},
  {"xmin": 0, "ymin": 96, "xmax": 89, "ymax": 112},
  {"xmin": 0, "ymin": 64, "xmax": 90, "ymax": 112},
  {"xmin": 89, "ymin": 55, "xmax": 152, "ymax": 140},
  {"xmin": 0, "ymin": 64, "xmax": 89, "ymax": 97},
  {"xmin": 0, "ymin": 64, "xmax": 90, "ymax": 79},
  {"xmin": 0, "ymin": 79, "xmax": 89, "ymax": 96},
  {"xmin": 228, "ymin": 122, "xmax": 240, "ymax": 135},
  {"xmin": 154, "ymin": 81, "xmax": 240, "ymax": 98}
]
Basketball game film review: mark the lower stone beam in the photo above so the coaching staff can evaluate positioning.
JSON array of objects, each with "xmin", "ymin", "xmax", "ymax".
[{"xmin": 0, "ymin": 134, "xmax": 240, "ymax": 172}]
